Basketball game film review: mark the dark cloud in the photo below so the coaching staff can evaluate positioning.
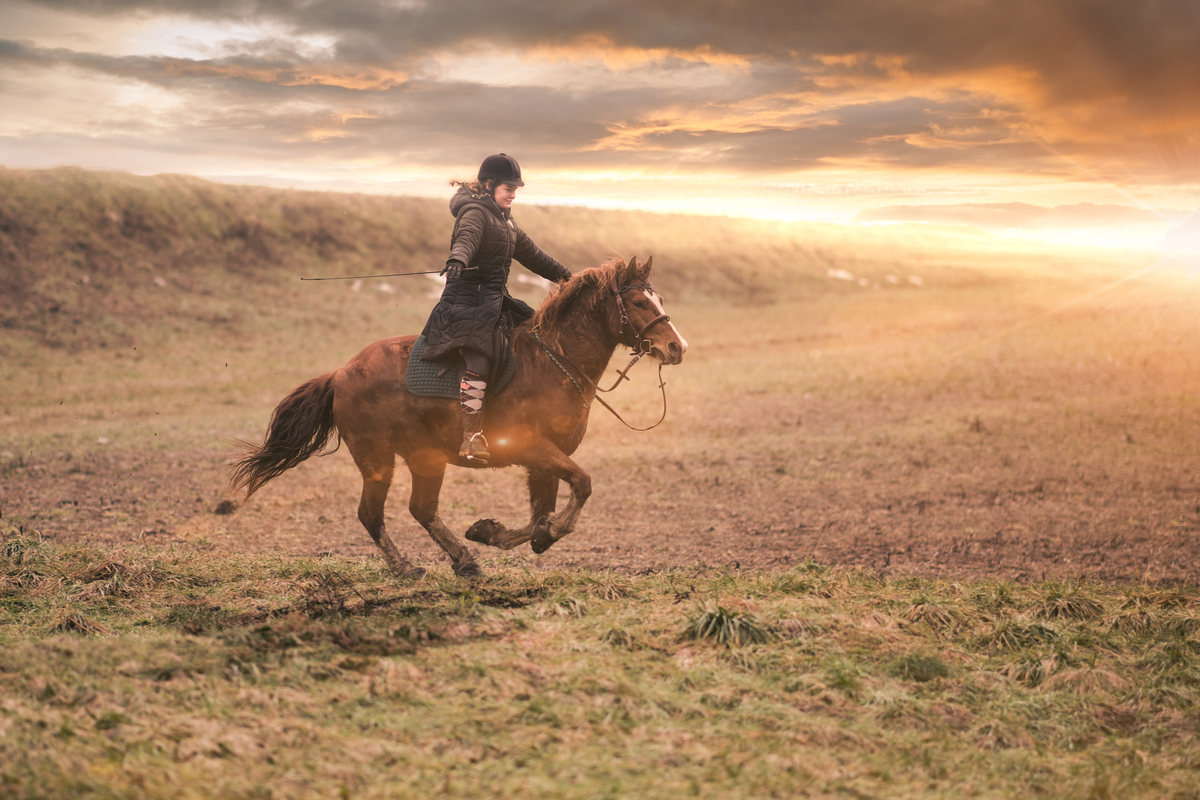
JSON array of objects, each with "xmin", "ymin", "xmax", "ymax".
[
  {"xmin": 6, "ymin": 0, "xmax": 1200, "ymax": 187},
  {"xmin": 26, "ymin": 0, "xmax": 1200, "ymax": 104}
]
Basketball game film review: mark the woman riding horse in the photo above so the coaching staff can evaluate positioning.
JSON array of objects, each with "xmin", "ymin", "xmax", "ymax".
[
  {"xmin": 228, "ymin": 254, "xmax": 686, "ymax": 578},
  {"xmin": 421, "ymin": 153, "xmax": 572, "ymax": 466}
]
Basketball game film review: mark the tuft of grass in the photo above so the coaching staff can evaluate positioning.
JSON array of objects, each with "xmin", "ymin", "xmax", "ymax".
[
  {"xmin": 972, "ymin": 582, "xmax": 1021, "ymax": 615},
  {"xmin": 902, "ymin": 593, "xmax": 964, "ymax": 632},
  {"xmin": 49, "ymin": 608, "xmax": 110, "ymax": 636},
  {"xmin": 886, "ymin": 651, "xmax": 952, "ymax": 683},
  {"xmin": 683, "ymin": 603, "xmax": 774, "ymax": 647},
  {"xmin": 977, "ymin": 620, "xmax": 1060, "ymax": 651},
  {"xmin": 1000, "ymin": 652, "xmax": 1061, "ymax": 687},
  {"xmin": 1120, "ymin": 589, "xmax": 1195, "ymax": 610},
  {"xmin": 1138, "ymin": 637, "xmax": 1200, "ymax": 677},
  {"xmin": 823, "ymin": 658, "xmax": 866, "ymax": 695},
  {"xmin": 581, "ymin": 573, "xmax": 636, "ymax": 600},
  {"xmin": 541, "ymin": 593, "xmax": 589, "ymax": 618},
  {"xmin": 1106, "ymin": 609, "xmax": 1163, "ymax": 636},
  {"xmin": 1036, "ymin": 582, "xmax": 1105, "ymax": 621},
  {"xmin": 600, "ymin": 627, "xmax": 638, "ymax": 648}
]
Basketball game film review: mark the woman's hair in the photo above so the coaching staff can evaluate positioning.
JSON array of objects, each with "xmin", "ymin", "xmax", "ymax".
[{"xmin": 450, "ymin": 178, "xmax": 491, "ymax": 194}]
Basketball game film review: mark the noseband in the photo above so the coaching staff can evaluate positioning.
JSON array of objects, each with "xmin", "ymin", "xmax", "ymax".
[{"xmin": 611, "ymin": 276, "xmax": 671, "ymax": 354}]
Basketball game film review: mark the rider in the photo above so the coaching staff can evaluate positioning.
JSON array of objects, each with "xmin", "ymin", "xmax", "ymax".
[{"xmin": 420, "ymin": 153, "xmax": 573, "ymax": 465}]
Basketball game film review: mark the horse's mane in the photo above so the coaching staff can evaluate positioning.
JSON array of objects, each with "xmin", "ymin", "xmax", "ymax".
[{"xmin": 530, "ymin": 258, "xmax": 625, "ymax": 333}]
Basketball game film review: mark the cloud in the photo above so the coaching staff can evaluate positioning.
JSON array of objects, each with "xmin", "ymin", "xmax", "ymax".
[{"xmin": 4, "ymin": 0, "xmax": 1200, "ymax": 209}]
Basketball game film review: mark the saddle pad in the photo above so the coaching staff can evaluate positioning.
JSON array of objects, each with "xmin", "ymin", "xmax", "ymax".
[{"xmin": 405, "ymin": 335, "xmax": 517, "ymax": 399}]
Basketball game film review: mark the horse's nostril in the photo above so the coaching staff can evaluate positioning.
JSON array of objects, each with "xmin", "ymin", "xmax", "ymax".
[{"xmin": 668, "ymin": 342, "xmax": 681, "ymax": 359}]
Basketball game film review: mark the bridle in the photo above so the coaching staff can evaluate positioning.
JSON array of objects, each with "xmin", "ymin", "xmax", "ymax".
[
  {"xmin": 530, "ymin": 277, "xmax": 674, "ymax": 439},
  {"xmin": 611, "ymin": 276, "xmax": 672, "ymax": 356}
]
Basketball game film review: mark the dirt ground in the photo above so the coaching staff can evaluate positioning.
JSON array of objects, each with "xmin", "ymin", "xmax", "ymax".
[
  {"xmin": 6, "ymin": 380, "xmax": 1198, "ymax": 586},
  {"xmin": 6, "ymin": 263, "xmax": 1200, "ymax": 586}
]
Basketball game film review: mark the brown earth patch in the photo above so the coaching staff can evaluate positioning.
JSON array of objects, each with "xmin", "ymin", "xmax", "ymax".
[{"xmin": 5, "ymin": 379, "xmax": 1198, "ymax": 585}]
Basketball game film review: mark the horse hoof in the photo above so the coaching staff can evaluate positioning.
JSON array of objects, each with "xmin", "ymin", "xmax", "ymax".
[
  {"xmin": 452, "ymin": 561, "xmax": 485, "ymax": 578},
  {"xmin": 388, "ymin": 563, "xmax": 427, "ymax": 582},
  {"xmin": 466, "ymin": 519, "xmax": 503, "ymax": 544},
  {"xmin": 530, "ymin": 517, "xmax": 554, "ymax": 555}
]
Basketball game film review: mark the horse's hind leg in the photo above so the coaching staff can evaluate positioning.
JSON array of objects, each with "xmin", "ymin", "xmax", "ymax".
[
  {"xmin": 352, "ymin": 443, "xmax": 426, "ymax": 579},
  {"xmin": 466, "ymin": 468, "xmax": 557, "ymax": 550},
  {"xmin": 408, "ymin": 466, "xmax": 483, "ymax": 578}
]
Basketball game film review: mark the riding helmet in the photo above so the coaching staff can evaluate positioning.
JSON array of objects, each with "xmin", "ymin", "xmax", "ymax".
[{"xmin": 477, "ymin": 153, "xmax": 525, "ymax": 187}]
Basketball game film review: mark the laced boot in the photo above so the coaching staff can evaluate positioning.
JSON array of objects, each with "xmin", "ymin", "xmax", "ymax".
[{"xmin": 459, "ymin": 371, "xmax": 490, "ymax": 464}]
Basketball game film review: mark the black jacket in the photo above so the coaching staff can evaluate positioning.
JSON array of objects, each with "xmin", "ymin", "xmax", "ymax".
[{"xmin": 420, "ymin": 185, "xmax": 570, "ymax": 362}]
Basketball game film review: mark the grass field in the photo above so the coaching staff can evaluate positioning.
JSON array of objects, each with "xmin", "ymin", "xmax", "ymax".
[
  {"xmin": 2, "ymin": 538, "xmax": 1199, "ymax": 799},
  {"xmin": 2, "ymin": 167, "xmax": 1200, "ymax": 798}
]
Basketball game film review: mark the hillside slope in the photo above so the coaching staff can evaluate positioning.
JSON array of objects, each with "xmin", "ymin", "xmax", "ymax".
[{"xmin": 0, "ymin": 166, "xmax": 1121, "ymax": 353}]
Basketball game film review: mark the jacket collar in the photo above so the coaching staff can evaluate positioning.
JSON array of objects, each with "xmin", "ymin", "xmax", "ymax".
[{"xmin": 450, "ymin": 185, "xmax": 510, "ymax": 222}]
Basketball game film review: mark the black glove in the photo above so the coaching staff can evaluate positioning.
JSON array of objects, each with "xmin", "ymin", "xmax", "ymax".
[
  {"xmin": 440, "ymin": 259, "xmax": 465, "ymax": 280},
  {"xmin": 557, "ymin": 266, "xmax": 572, "ymax": 283}
]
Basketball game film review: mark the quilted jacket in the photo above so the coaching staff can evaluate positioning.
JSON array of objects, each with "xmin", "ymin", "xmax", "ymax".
[{"xmin": 420, "ymin": 185, "xmax": 571, "ymax": 363}]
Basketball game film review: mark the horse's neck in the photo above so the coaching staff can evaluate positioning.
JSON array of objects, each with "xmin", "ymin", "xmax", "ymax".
[{"xmin": 542, "ymin": 311, "xmax": 618, "ymax": 383}]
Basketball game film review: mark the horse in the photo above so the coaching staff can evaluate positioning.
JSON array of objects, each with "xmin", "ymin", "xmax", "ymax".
[{"xmin": 226, "ymin": 256, "xmax": 688, "ymax": 578}]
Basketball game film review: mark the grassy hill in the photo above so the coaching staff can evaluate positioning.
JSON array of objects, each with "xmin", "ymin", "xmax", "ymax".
[{"xmin": 0, "ymin": 166, "xmax": 1116, "ymax": 355}]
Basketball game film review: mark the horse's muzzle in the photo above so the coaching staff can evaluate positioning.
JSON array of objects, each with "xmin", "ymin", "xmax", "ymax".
[{"xmin": 654, "ymin": 340, "xmax": 686, "ymax": 365}]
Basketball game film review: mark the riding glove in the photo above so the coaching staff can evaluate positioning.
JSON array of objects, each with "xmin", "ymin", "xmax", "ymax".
[{"xmin": 441, "ymin": 259, "xmax": 465, "ymax": 280}]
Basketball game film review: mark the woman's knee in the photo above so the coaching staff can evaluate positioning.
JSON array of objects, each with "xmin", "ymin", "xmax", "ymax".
[{"xmin": 462, "ymin": 349, "xmax": 491, "ymax": 378}]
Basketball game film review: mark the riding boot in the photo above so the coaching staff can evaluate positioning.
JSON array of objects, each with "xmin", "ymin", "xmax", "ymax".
[{"xmin": 459, "ymin": 371, "xmax": 490, "ymax": 464}]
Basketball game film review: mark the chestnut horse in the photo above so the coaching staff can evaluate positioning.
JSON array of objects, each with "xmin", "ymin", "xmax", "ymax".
[{"xmin": 227, "ymin": 257, "xmax": 687, "ymax": 578}]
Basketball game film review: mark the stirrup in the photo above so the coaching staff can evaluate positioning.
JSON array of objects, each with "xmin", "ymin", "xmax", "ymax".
[{"xmin": 460, "ymin": 431, "xmax": 490, "ymax": 464}]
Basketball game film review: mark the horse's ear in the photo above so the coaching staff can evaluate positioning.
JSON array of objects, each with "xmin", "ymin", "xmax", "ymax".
[
  {"xmin": 627, "ymin": 256, "xmax": 639, "ymax": 276},
  {"xmin": 643, "ymin": 255, "xmax": 653, "ymax": 276}
]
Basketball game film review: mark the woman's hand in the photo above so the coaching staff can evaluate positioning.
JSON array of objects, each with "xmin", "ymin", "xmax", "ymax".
[{"xmin": 441, "ymin": 260, "xmax": 465, "ymax": 280}]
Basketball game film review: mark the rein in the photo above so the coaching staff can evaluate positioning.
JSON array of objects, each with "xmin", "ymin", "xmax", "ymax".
[{"xmin": 530, "ymin": 279, "xmax": 672, "ymax": 437}]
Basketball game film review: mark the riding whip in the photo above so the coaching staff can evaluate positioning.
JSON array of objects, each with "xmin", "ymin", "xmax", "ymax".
[{"xmin": 300, "ymin": 269, "xmax": 443, "ymax": 281}]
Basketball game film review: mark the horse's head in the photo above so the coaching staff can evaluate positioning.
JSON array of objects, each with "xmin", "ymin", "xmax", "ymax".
[{"xmin": 613, "ymin": 256, "xmax": 688, "ymax": 365}]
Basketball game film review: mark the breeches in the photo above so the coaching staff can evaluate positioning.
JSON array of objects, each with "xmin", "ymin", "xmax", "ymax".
[{"xmin": 461, "ymin": 348, "xmax": 492, "ymax": 379}]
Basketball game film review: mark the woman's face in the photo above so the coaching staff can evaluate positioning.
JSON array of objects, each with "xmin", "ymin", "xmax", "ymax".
[{"xmin": 492, "ymin": 182, "xmax": 518, "ymax": 209}]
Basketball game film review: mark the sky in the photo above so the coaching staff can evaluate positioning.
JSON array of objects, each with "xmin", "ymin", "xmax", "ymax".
[{"xmin": 3, "ymin": 0, "xmax": 1199, "ymax": 250}]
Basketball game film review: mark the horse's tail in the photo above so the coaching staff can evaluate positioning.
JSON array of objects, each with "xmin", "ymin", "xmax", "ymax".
[{"xmin": 227, "ymin": 372, "xmax": 339, "ymax": 500}]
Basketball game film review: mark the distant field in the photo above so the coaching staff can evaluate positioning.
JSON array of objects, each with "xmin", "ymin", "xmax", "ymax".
[{"xmin": 4, "ymin": 167, "xmax": 1200, "ymax": 799}]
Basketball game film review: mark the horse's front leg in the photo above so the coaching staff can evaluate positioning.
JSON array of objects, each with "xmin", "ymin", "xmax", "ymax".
[
  {"xmin": 528, "ymin": 444, "xmax": 591, "ymax": 554},
  {"xmin": 466, "ymin": 468, "xmax": 558, "ymax": 550}
]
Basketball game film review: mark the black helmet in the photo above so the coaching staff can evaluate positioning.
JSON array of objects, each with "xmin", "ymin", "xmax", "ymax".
[{"xmin": 477, "ymin": 153, "xmax": 525, "ymax": 187}]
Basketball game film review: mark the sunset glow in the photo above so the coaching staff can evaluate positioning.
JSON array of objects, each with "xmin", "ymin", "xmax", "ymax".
[{"xmin": 3, "ymin": 0, "xmax": 1198, "ymax": 249}]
